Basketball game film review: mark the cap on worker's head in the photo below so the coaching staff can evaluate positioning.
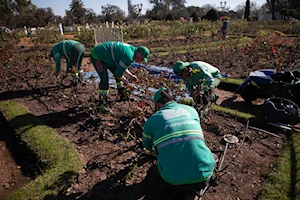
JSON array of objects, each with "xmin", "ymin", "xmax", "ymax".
[
  {"xmin": 153, "ymin": 87, "xmax": 166, "ymax": 103},
  {"xmin": 137, "ymin": 46, "xmax": 150, "ymax": 63},
  {"xmin": 173, "ymin": 61, "xmax": 190, "ymax": 75}
]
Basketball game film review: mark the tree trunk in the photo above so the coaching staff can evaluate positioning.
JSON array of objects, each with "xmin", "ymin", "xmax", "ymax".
[{"xmin": 271, "ymin": 0, "xmax": 276, "ymax": 20}]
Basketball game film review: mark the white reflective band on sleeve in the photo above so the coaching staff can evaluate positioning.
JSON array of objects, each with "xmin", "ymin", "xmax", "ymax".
[
  {"xmin": 119, "ymin": 60, "xmax": 127, "ymax": 69},
  {"xmin": 53, "ymin": 53, "xmax": 60, "ymax": 59},
  {"xmin": 156, "ymin": 135, "xmax": 204, "ymax": 150},
  {"xmin": 63, "ymin": 41, "xmax": 70, "ymax": 60},
  {"xmin": 110, "ymin": 43, "xmax": 119, "ymax": 67}
]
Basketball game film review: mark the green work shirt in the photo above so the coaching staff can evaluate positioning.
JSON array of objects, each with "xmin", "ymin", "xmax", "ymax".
[
  {"xmin": 184, "ymin": 61, "xmax": 221, "ymax": 92},
  {"xmin": 143, "ymin": 101, "xmax": 216, "ymax": 185},
  {"xmin": 51, "ymin": 40, "xmax": 81, "ymax": 72},
  {"xmin": 90, "ymin": 41, "xmax": 137, "ymax": 78}
]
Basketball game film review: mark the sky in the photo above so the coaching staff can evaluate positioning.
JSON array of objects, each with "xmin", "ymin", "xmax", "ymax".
[{"xmin": 31, "ymin": 0, "xmax": 267, "ymax": 17}]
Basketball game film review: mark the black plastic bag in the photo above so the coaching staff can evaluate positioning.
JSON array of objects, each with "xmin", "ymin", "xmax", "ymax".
[{"xmin": 263, "ymin": 97, "xmax": 299, "ymax": 125}]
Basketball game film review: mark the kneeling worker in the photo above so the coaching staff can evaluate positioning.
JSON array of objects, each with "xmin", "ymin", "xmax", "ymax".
[{"xmin": 142, "ymin": 88, "xmax": 216, "ymax": 199}]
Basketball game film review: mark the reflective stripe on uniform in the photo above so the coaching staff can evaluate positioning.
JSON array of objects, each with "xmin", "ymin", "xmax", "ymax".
[
  {"xmin": 111, "ymin": 43, "xmax": 127, "ymax": 70},
  {"xmin": 76, "ymin": 50, "xmax": 83, "ymax": 69},
  {"xmin": 153, "ymin": 130, "xmax": 203, "ymax": 146},
  {"xmin": 156, "ymin": 135, "xmax": 204, "ymax": 150},
  {"xmin": 142, "ymin": 132, "xmax": 152, "ymax": 139},
  {"xmin": 119, "ymin": 60, "xmax": 127, "ymax": 70},
  {"xmin": 99, "ymin": 89, "xmax": 109, "ymax": 94},
  {"xmin": 53, "ymin": 53, "xmax": 60, "ymax": 59},
  {"xmin": 63, "ymin": 41, "xmax": 70, "ymax": 60}
]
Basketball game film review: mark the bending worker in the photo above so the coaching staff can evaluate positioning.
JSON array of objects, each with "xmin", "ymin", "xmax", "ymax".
[
  {"xmin": 90, "ymin": 41, "xmax": 150, "ymax": 104},
  {"xmin": 51, "ymin": 40, "xmax": 85, "ymax": 85},
  {"xmin": 173, "ymin": 61, "xmax": 221, "ymax": 105},
  {"xmin": 142, "ymin": 88, "xmax": 216, "ymax": 200}
]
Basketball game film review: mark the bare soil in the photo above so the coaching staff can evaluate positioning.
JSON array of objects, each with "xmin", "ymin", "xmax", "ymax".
[{"xmin": 0, "ymin": 35, "xmax": 299, "ymax": 200}]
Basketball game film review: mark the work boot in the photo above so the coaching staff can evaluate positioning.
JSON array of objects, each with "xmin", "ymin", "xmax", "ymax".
[
  {"xmin": 99, "ymin": 95, "xmax": 107, "ymax": 105},
  {"xmin": 72, "ymin": 76, "xmax": 78, "ymax": 87},
  {"xmin": 117, "ymin": 87, "xmax": 129, "ymax": 101},
  {"xmin": 98, "ymin": 95, "xmax": 110, "ymax": 113},
  {"xmin": 78, "ymin": 73, "xmax": 84, "ymax": 83}
]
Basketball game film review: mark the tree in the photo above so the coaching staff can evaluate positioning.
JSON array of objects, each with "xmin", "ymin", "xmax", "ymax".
[
  {"xmin": 147, "ymin": 0, "xmax": 189, "ymax": 20},
  {"xmin": 165, "ymin": 13, "xmax": 175, "ymax": 21},
  {"xmin": 101, "ymin": 4, "xmax": 125, "ymax": 22},
  {"xmin": 170, "ymin": 0, "xmax": 186, "ymax": 9},
  {"xmin": 244, "ymin": 0, "xmax": 250, "ymax": 21},
  {"xmin": 201, "ymin": 4, "xmax": 216, "ymax": 15},
  {"xmin": 280, "ymin": 8, "xmax": 288, "ymax": 19},
  {"xmin": 13, "ymin": 0, "xmax": 33, "ymax": 14},
  {"xmin": 271, "ymin": 0, "xmax": 275, "ymax": 19},
  {"xmin": 146, "ymin": 2, "xmax": 170, "ymax": 20},
  {"xmin": 235, "ymin": 4, "xmax": 245, "ymax": 18},
  {"xmin": 170, "ymin": 5, "xmax": 189, "ymax": 20},
  {"xmin": 190, "ymin": 12, "xmax": 199, "ymax": 22},
  {"xmin": 0, "ymin": 0, "xmax": 13, "ymax": 25},
  {"xmin": 187, "ymin": 6, "xmax": 205, "ymax": 18},
  {"xmin": 128, "ymin": 4, "xmax": 142, "ymax": 19},
  {"xmin": 69, "ymin": 0, "xmax": 86, "ymax": 24},
  {"xmin": 250, "ymin": 2, "xmax": 260, "ymax": 20},
  {"xmin": 64, "ymin": 10, "xmax": 74, "ymax": 26},
  {"xmin": 202, "ymin": 9, "xmax": 218, "ymax": 21},
  {"xmin": 0, "ymin": 0, "xmax": 35, "ymax": 26},
  {"xmin": 85, "ymin": 8, "xmax": 97, "ymax": 24},
  {"xmin": 148, "ymin": 0, "xmax": 171, "ymax": 8},
  {"xmin": 289, "ymin": 0, "xmax": 300, "ymax": 8}
]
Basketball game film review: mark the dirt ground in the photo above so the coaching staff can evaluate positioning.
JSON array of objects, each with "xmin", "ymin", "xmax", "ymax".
[{"xmin": 0, "ymin": 35, "xmax": 299, "ymax": 200}]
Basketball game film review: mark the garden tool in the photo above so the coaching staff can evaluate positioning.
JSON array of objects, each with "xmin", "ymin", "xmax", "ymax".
[
  {"xmin": 248, "ymin": 125, "xmax": 281, "ymax": 138},
  {"xmin": 268, "ymin": 122, "xmax": 300, "ymax": 132},
  {"xmin": 218, "ymin": 134, "xmax": 239, "ymax": 171}
]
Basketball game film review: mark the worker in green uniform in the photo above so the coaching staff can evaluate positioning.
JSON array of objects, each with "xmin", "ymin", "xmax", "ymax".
[
  {"xmin": 142, "ymin": 88, "xmax": 216, "ymax": 199},
  {"xmin": 90, "ymin": 41, "xmax": 150, "ymax": 104},
  {"xmin": 173, "ymin": 61, "xmax": 221, "ymax": 106},
  {"xmin": 51, "ymin": 40, "xmax": 85, "ymax": 86}
]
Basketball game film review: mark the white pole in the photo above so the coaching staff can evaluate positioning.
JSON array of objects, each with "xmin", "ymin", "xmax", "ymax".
[
  {"xmin": 59, "ymin": 23, "xmax": 64, "ymax": 35},
  {"xmin": 77, "ymin": 26, "xmax": 81, "ymax": 35},
  {"xmin": 24, "ymin": 26, "xmax": 28, "ymax": 35}
]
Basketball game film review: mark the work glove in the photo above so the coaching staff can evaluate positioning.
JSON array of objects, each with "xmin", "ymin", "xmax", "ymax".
[{"xmin": 191, "ymin": 90, "xmax": 210, "ymax": 106}]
